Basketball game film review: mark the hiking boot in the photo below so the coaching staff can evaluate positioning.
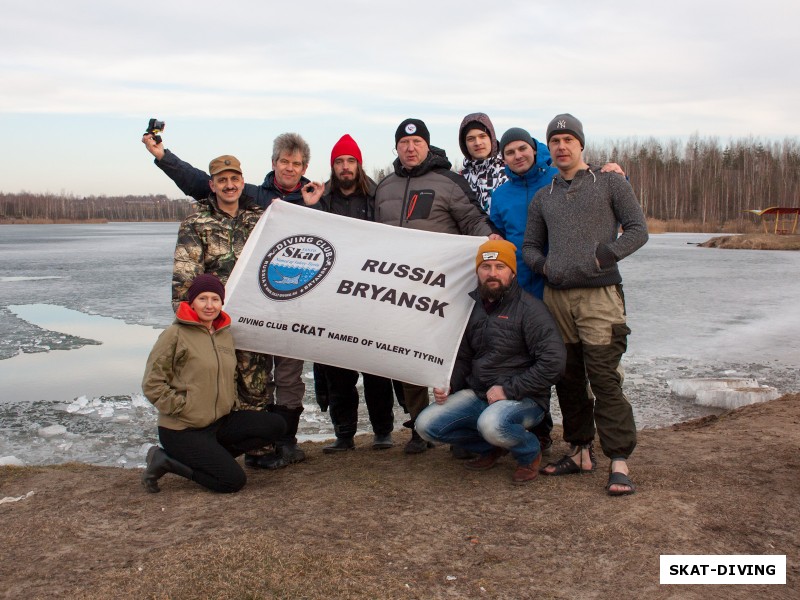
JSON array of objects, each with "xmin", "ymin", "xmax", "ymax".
[
  {"xmin": 244, "ymin": 450, "xmax": 276, "ymax": 468},
  {"xmin": 141, "ymin": 446, "xmax": 193, "ymax": 493},
  {"xmin": 247, "ymin": 452, "xmax": 286, "ymax": 470},
  {"xmin": 464, "ymin": 447, "xmax": 508, "ymax": 471},
  {"xmin": 450, "ymin": 445, "xmax": 477, "ymax": 460},
  {"xmin": 278, "ymin": 442, "xmax": 306, "ymax": 464},
  {"xmin": 404, "ymin": 430, "xmax": 430, "ymax": 454},
  {"xmin": 141, "ymin": 446, "xmax": 168, "ymax": 493},
  {"xmin": 372, "ymin": 433, "xmax": 394, "ymax": 450},
  {"xmin": 512, "ymin": 454, "xmax": 542, "ymax": 485},
  {"xmin": 251, "ymin": 443, "xmax": 306, "ymax": 469},
  {"xmin": 323, "ymin": 437, "xmax": 355, "ymax": 453}
]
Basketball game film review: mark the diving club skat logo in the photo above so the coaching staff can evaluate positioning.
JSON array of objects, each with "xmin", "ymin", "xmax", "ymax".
[{"xmin": 258, "ymin": 235, "xmax": 335, "ymax": 301}]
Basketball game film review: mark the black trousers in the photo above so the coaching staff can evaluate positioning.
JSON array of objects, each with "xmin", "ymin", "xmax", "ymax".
[
  {"xmin": 158, "ymin": 410, "xmax": 286, "ymax": 493},
  {"xmin": 316, "ymin": 364, "xmax": 396, "ymax": 438}
]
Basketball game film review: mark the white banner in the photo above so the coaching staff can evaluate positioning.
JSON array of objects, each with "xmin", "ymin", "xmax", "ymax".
[{"xmin": 224, "ymin": 201, "xmax": 486, "ymax": 389}]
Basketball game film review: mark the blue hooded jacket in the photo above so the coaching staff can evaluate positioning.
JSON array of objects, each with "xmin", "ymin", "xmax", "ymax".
[{"xmin": 489, "ymin": 139, "xmax": 557, "ymax": 299}]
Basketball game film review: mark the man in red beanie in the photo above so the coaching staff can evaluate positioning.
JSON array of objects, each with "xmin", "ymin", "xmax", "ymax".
[{"xmin": 312, "ymin": 134, "xmax": 403, "ymax": 452}]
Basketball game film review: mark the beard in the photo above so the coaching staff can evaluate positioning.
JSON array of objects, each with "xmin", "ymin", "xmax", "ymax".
[
  {"xmin": 334, "ymin": 171, "xmax": 357, "ymax": 192},
  {"xmin": 478, "ymin": 278, "xmax": 512, "ymax": 302}
]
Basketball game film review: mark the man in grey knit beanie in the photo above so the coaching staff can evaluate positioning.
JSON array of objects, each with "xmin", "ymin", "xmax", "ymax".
[{"xmin": 522, "ymin": 113, "xmax": 648, "ymax": 496}]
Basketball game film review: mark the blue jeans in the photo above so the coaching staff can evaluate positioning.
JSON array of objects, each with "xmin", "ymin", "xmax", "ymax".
[{"xmin": 416, "ymin": 389, "xmax": 545, "ymax": 465}]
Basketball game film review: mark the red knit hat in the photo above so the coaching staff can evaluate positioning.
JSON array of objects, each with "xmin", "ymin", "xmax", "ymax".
[{"xmin": 330, "ymin": 134, "xmax": 362, "ymax": 165}]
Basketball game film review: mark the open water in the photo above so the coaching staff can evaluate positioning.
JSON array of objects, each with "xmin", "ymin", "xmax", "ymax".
[{"xmin": 1, "ymin": 224, "xmax": 798, "ymax": 466}]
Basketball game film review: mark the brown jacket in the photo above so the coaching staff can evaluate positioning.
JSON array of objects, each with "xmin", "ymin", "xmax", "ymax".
[{"xmin": 142, "ymin": 303, "xmax": 238, "ymax": 430}]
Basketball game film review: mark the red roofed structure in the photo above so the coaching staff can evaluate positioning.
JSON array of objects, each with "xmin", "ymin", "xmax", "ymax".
[{"xmin": 745, "ymin": 207, "xmax": 800, "ymax": 234}]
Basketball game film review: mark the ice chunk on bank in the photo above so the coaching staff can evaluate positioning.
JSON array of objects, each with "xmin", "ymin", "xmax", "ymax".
[
  {"xmin": 695, "ymin": 386, "xmax": 780, "ymax": 409},
  {"xmin": 669, "ymin": 377, "xmax": 758, "ymax": 398},
  {"xmin": 131, "ymin": 392, "xmax": 151, "ymax": 408},
  {"xmin": 66, "ymin": 395, "xmax": 90, "ymax": 413},
  {"xmin": 669, "ymin": 377, "xmax": 780, "ymax": 409},
  {"xmin": 0, "ymin": 456, "xmax": 25, "ymax": 467}
]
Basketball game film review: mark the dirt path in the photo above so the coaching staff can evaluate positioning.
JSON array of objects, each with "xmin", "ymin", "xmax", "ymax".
[{"xmin": 2, "ymin": 394, "xmax": 798, "ymax": 600}]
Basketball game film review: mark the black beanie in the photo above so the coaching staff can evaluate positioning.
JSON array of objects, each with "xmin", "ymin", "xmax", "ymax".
[
  {"xmin": 546, "ymin": 113, "xmax": 585, "ymax": 149},
  {"xmin": 395, "ymin": 118, "xmax": 430, "ymax": 146},
  {"xmin": 186, "ymin": 273, "xmax": 226, "ymax": 304}
]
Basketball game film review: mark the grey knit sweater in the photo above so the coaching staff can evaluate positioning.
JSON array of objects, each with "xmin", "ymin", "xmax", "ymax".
[{"xmin": 522, "ymin": 166, "xmax": 648, "ymax": 290}]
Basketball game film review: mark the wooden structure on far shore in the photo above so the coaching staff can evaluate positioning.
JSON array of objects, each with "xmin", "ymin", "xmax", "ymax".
[{"xmin": 745, "ymin": 207, "xmax": 800, "ymax": 234}]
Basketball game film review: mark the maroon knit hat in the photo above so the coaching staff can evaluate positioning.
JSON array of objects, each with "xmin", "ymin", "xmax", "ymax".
[
  {"xmin": 186, "ymin": 274, "xmax": 225, "ymax": 304},
  {"xmin": 330, "ymin": 134, "xmax": 363, "ymax": 165}
]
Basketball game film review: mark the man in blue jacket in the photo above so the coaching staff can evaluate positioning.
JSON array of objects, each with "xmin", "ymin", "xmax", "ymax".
[{"xmin": 489, "ymin": 128, "xmax": 557, "ymax": 301}]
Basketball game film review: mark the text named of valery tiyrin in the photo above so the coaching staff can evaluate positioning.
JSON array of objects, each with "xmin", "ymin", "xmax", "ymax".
[{"xmin": 236, "ymin": 317, "xmax": 444, "ymax": 366}]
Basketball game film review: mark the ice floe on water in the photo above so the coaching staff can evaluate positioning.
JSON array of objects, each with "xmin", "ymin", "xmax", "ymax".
[
  {"xmin": 0, "ymin": 383, "xmax": 373, "ymax": 467},
  {"xmin": 0, "ymin": 304, "xmax": 161, "ymax": 401}
]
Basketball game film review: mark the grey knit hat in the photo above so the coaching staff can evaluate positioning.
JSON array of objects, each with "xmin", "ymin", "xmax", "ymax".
[
  {"xmin": 499, "ymin": 127, "xmax": 534, "ymax": 155},
  {"xmin": 546, "ymin": 113, "xmax": 585, "ymax": 149}
]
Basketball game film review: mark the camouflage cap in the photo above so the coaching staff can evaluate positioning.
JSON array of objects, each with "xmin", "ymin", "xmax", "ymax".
[{"xmin": 209, "ymin": 155, "xmax": 242, "ymax": 176}]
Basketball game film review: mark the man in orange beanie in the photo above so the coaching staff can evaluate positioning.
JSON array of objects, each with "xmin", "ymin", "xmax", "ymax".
[{"xmin": 415, "ymin": 239, "xmax": 566, "ymax": 484}]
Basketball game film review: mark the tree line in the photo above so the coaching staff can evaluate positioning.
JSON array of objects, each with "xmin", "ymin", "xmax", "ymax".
[
  {"xmin": 3, "ymin": 137, "xmax": 798, "ymax": 226},
  {"xmin": 371, "ymin": 136, "xmax": 799, "ymax": 229},
  {"xmin": 586, "ymin": 136, "xmax": 800, "ymax": 226},
  {"xmin": 0, "ymin": 193, "xmax": 195, "ymax": 223}
]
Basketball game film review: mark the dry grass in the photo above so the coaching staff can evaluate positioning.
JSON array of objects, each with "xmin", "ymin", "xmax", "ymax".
[{"xmin": 3, "ymin": 396, "xmax": 800, "ymax": 600}]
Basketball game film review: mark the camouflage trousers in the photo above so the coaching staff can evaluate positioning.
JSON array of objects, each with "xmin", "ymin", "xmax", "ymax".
[{"xmin": 236, "ymin": 350, "xmax": 305, "ymax": 411}]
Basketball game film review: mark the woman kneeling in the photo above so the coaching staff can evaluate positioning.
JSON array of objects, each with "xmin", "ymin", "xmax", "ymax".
[{"xmin": 141, "ymin": 274, "xmax": 285, "ymax": 493}]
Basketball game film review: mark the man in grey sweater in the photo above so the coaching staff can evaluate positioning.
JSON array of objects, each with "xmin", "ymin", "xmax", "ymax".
[{"xmin": 522, "ymin": 113, "xmax": 648, "ymax": 496}]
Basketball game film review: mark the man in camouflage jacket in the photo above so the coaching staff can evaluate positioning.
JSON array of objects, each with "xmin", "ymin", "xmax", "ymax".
[{"xmin": 171, "ymin": 154, "xmax": 305, "ymax": 470}]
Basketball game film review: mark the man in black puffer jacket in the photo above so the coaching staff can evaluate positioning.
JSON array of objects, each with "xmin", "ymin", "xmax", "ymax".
[
  {"xmin": 374, "ymin": 118, "xmax": 501, "ymax": 454},
  {"xmin": 416, "ymin": 240, "xmax": 566, "ymax": 484}
]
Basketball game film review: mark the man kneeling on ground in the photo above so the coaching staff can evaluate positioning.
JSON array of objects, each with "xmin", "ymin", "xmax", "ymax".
[{"xmin": 415, "ymin": 240, "xmax": 566, "ymax": 484}]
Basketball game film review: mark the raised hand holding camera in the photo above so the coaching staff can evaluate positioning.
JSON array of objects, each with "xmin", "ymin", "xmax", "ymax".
[{"xmin": 145, "ymin": 118, "xmax": 165, "ymax": 143}]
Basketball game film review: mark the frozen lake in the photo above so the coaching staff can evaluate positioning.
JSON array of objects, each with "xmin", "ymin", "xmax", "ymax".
[{"xmin": 1, "ymin": 224, "xmax": 798, "ymax": 466}]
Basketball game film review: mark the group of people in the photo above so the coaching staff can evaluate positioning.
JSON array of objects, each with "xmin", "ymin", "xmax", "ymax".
[{"xmin": 139, "ymin": 111, "xmax": 647, "ymax": 496}]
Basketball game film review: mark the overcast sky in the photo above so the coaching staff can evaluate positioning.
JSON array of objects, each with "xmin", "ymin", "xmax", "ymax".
[{"xmin": 1, "ymin": 0, "xmax": 798, "ymax": 196}]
